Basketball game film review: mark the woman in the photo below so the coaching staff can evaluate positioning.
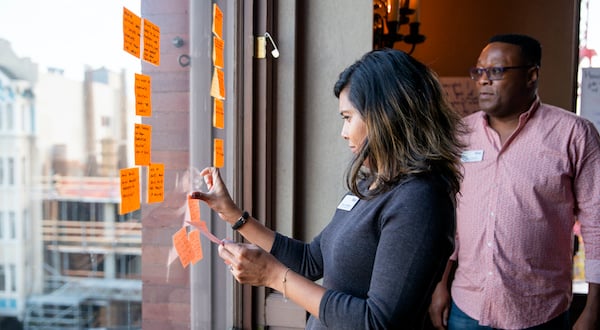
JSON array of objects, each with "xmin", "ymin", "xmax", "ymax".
[{"xmin": 192, "ymin": 48, "xmax": 465, "ymax": 329}]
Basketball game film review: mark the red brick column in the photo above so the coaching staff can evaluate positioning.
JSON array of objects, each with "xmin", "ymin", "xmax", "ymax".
[{"xmin": 140, "ymin": 0, "xmax": 191, "ymax": 329}]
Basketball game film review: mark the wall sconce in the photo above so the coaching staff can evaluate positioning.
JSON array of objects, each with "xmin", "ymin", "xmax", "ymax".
[{"xmin": 373, "ymin": 0, "xmax": 425, "ymax": 54}]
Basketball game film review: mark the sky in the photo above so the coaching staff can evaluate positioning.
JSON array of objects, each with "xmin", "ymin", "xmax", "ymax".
[{"xmin": 0, "ymin": 0, "xmax": 141, "ymax": 80}]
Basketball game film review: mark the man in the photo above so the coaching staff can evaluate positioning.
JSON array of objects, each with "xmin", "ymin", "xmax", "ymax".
[{"xmin": 429, "ymin": 34, "xmax": 600, "ymax": 329}]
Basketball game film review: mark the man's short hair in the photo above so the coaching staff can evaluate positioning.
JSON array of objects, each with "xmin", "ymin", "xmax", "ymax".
[{"xmin": 489, "ymin": 34, "xmax": 542, "ymax": 67}]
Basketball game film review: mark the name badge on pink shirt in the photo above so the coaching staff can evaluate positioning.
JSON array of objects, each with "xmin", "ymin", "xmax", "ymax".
[{"xmin": 461, "ymin": 150, "xmax": 484, "ymax": 162}]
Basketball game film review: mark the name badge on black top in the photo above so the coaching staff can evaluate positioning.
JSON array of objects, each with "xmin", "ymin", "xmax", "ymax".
[{"xmin": 337, "ymin": 195, "xmax": 359, "ymax": 211}]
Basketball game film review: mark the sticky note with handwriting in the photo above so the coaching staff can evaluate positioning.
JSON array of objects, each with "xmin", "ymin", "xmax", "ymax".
[
  {"xmin": 134, "ymin": 123, "xmax": 152, "ymax": 166},
  {"xmin": 213, "ymin": 138, "xmax": 224, "ymax": 168},
  {"xmin": 135, "ymin": 73, "xmax": 152, "ymax": 116},
  {"xmin": 147, "ymin": 163, "xmax": 164, "ymax": 203},
  {"xmin": 142, "ymin": 18, "xmax": 161, "ymax": 66},
  {"xmin": 119, "ymin": 167, "xmax": 140, "ymax": 214},
  {"xmin": 123, "ymin": 7, "xmax": 141, "ymax": 58},
  {"xmin": 213, "ymin": 98, "xmax": 224, "ymax": 129},
  {"xmin": 213, "ymin": 36, "xmax": 224, "ymax": 69},
  {"xmin": 173, "ymin": 227, "xmax": 193, "ymax": 267},
  {"xmin": 212, "ymin": 4, "xmax": 223, "ymax": 39}
]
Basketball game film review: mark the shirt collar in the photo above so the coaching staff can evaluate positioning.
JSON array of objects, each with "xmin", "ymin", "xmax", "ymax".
[
  {"xmin": 518, "ymin": 96, "xmax": 541, "ymax": 124},
  {"xmin": 477, "ymin": 96, "xmax": 541, "ymax": 127}
]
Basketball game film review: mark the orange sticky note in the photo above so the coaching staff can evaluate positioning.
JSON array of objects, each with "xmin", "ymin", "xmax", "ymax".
[
  {"xmin": 123, "ymin": 7, "xmax": 141, "ymax": 58},
  {"xmin": 134, "ymin": 123, "xmax": 152, "ymax": 166},
  {"xmin": 147, "ymin": 163, "xmax": 164, "ymax": 203},
  {"xmin": 188, "ymin": 229, "xmax": 203, "ymax": 264},
  {"xmin": 212, "ymin": 3, "xmax": 223, "ymax": 39},
  {"xmin": 217, "ymin": 68, "xmax": 225, "ymax": 99},
  {"xmin": 119, "ymin": 167, "xmax": 140, "ymax": 214},
  {"xmin": 210, "ymin": 68, "xmax": 218, "ymax": 98},
  {"xmin": 213, "ymin": 36, "xmax": 224, "ymax": 69},
  {"xmin": 135, "ymin": 73, "xmax": 152, "ymax": 116},
  {"xmin": 213, "ymin": 98, "xmax": 224, "ymax": 129},
  {"xmin": 173, "ymin": 227, "xmax": 192, "ymax": 267},
  {"xmin": 213, "ymin": 138, "xmax": 224, "ymax": 168},
  {"xmin": 142, "ymin": 18, "xmax": 161, "ymax": 66},
  {"xmin": 187, "ymin": 194, "xmax": 201, "ymax": 222},
  {"xmin": 210, "ymin": 68, "xmax": 226, "ymax": 100}
]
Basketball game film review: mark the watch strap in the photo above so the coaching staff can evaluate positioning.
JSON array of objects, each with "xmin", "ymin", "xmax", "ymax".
[{"xmin": 231, "ymin": 211, "xmax": 249, "ymax": 230}]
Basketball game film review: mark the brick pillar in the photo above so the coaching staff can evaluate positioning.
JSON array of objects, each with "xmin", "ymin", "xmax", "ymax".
[{"xmin": 140, "ymin": 0, "xmax": 191, "ymax": 329}]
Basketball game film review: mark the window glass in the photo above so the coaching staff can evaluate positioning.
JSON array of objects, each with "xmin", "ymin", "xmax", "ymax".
[
  {"xmin": 574, "ymin": 0, "xmax": 598, "ymax": 295},
  {"xmin": 0, "ymin": 1, "xmax": 142, "ymax": 327},
  {"xmin": 578, "ymin": 0, "xmax": 600, "ymax": 116}
]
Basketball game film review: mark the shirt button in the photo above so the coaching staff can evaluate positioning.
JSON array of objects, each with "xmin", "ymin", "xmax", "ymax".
[
  {"xmin": 488, "ymin": 271, "xmax": 493, "ymax": 276},
  {"xmin": 490, "ymin": 211, "xmax": 495, "ymax": 217},
  {"xmin": 487, "ymin": 242, "xmax": 493, "ymax": 247}
]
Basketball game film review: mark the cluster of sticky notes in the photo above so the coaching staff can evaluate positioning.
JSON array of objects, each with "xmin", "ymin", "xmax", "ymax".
[
  {"xmin": 173, "ymin": 195, "xmax": 224, "ymax": 267},
  {"xmin": 119, "ymin": 6, "xmax": 165, "ymax": 215},
  {"xmin": 211, "ymin": 4, "xmax": 226, "ymax": 169},
  {"xmin": 173, "ymin": 226, "xmax": 203, "ymax": 267},
  {"xmin": 123, "ymin": 7, "xmax": 160, "ymax": 66}
]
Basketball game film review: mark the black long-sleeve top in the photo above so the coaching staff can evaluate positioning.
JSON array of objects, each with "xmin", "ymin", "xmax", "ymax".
[{"xmin": 270, "ymin": 174, "xmax": 455, "ymax": 329}]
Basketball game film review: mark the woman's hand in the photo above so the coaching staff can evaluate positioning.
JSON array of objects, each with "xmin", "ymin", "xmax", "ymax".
[
  {"xmin": 190, "ymin": 167, "xmax": 242, "ymax": 224},
  {"xmin": 218, "ymin": 242, "xmax": 286, "ymax": 288}
]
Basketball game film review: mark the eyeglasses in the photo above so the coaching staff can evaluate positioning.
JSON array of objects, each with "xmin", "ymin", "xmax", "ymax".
[{"xmin": 469, "ymin": 65, "xmax": 534, "ymax": 81}]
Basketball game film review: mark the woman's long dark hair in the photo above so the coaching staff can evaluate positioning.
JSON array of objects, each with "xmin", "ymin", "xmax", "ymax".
[{"xmin": 334, "ymin": 49, "xmax": 466, "ymax": 201}]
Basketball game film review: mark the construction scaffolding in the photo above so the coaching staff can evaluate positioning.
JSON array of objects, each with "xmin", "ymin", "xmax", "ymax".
[{"xmin": 25, "ymin": 176, "xmax": 142, "ymax": 330}]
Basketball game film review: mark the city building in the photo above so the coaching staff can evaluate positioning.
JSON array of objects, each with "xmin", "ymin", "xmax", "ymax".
[
  {"xmin": 0, "ymin": 39, "xmax": 140, "ymax": 329},
  {"xmin": 0, "ymin": 40, "xmax": 42, "ymax": 329}
]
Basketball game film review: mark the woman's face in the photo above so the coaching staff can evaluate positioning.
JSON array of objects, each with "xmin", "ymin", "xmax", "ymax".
[{"xmin": 339, "ymin": 88, "xmax": 368, "ymax": 155}]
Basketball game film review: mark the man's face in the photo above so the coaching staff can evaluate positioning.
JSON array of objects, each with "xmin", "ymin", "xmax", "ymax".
[{"xmin": 474, "ymin": 42, "xmax": 534, "ymax": 119}]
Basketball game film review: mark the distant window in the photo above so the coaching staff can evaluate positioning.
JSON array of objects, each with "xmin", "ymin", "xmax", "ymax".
[
  {"xmin": 29, "ymin": 103, "xmax": 35, "ymax": 133},
  {"xmin": 9, "ymin": 264, "xmax": 15, "ymax": 292},
  {"xmin": 116, "ymin": 254, "xmax": 141, "ymax": 279},
  {"xmin": 6, "ymin": 103, "xmax": 13, "ymax": 130},
  {"xmin": 22, "ymin": 157, "xmax": 26, "ymax": 184},
  {"xmin": 0, "ymin": 157, "xmax": 3, "ymax": 185},
  {"xmin": 9, "ymin": 211, "xmax": 15, "ymax": 239},
  {"xmin": 21, "ymin": 103, "xmax": 26, "ymax": 131},
  {"xmin": 0, "ymin": 103, "xmax": 3, "ymax": 129},
  {"xmin": 23, "ymin": 209, "xmax": 29, "ymax": 240},
  {"xmin": 0, "ymin": 212, "xmax": 3, "ymax": 239},
  {"xmin": 8, "ymin": 157, "xmax": 13, "ymax": 185},
  {"xmin": 0, "ymin": 265, "xmax": 5, "ymax": 291}
]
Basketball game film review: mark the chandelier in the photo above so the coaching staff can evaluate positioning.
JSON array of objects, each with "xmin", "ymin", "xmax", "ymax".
[{"xmin": 373, "ymin": 0, "xmax": 426, "ymax": 54}]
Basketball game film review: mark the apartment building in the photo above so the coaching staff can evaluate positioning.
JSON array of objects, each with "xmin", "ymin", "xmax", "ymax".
[
  {"xmin": 0, "ymin": 42, "xmax": 42, "ymax": 329},
  {"xmin": 0, "ymin": 39, "xmax": 141, "ymax": 329}
]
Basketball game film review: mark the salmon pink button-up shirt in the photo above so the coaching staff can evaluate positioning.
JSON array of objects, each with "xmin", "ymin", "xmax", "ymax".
[{"xmin": 451, "ymin": 99, "xmax": 600, "ymax": 329}]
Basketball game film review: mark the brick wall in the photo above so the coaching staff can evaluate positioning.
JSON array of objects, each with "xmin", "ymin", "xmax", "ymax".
[{"xmin": 140, "ymin": 0, "xmax": 191, "ymax": 329}]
